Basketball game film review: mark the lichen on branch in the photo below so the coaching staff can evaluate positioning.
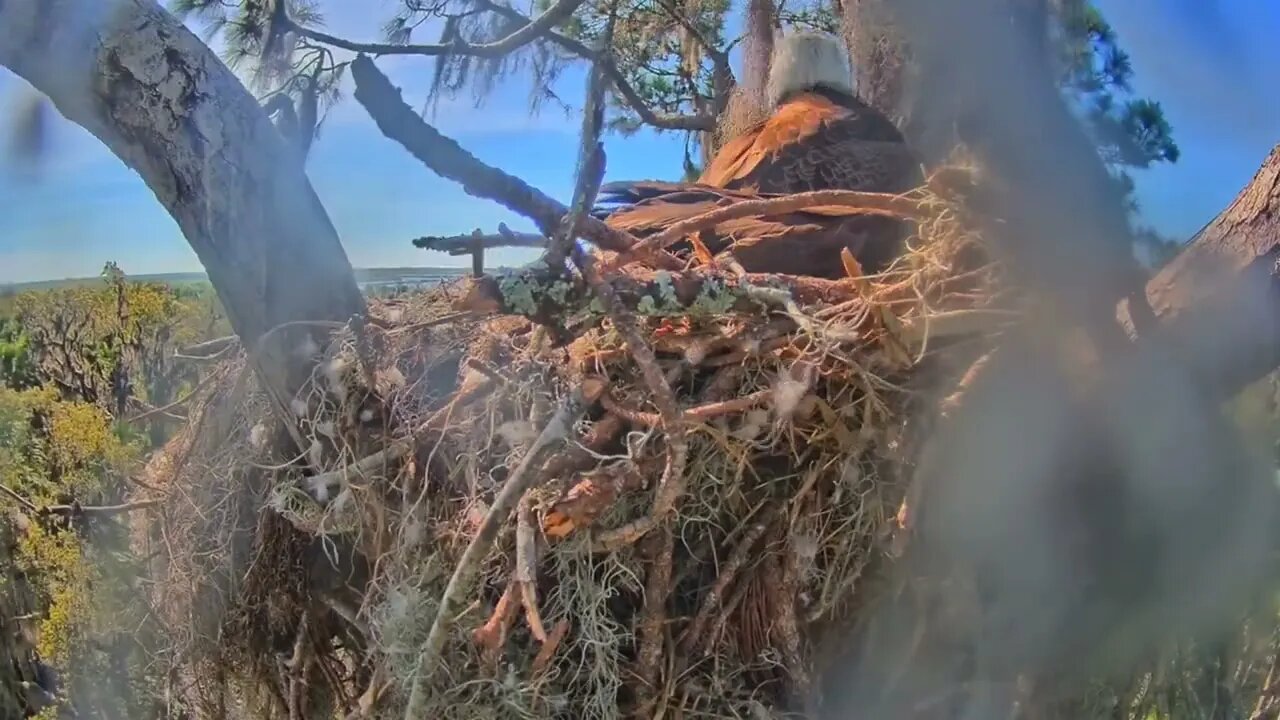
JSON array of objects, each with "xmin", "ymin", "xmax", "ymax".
[{"xmin": 456, "ymin": 263, "xmax": 860, "ymax": 326}]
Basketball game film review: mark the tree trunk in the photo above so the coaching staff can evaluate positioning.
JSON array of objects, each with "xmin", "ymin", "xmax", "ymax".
[
  {"xmin": 0, "ymin": 0, "xmax": 365, "ymax": 401},
  {"xmin": 841, "ymin": 0, "xmax": 911, "ymax": 125},
  {"xmin": 1134, "ymin": 144, "xmax": 1280, "ymax": 400},
  {"xmin": 714, "ymin": 0, "xmax": 775, "ymax": 153}
]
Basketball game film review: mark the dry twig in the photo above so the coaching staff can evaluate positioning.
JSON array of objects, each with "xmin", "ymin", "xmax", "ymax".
[
  {"xmin": 412, "ymin": 226, "xmax": 546, "ymax": 255},
  {"xmin": 515, "ymin": 499, "xmax": 546, "ymax": 642},
  {"xmin": 402, "ymin": 389, "xmax": 587, "ymax": 719},
  {"xmin": 609, "ymin": 189, "xmax": 929, "ymax": 270}
]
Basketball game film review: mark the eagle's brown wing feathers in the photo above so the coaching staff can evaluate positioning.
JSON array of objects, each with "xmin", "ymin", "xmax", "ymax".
[
  {"xmin": 698, "ymin": 92, "xmax": 921, "ymax": 194},
  {"xmin": 602, "ymin": 186, "xmax": 905, "ymax": 278}
]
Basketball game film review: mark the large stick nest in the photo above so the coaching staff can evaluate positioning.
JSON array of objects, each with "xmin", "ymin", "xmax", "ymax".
[
  {"xmin": 133, "ymin": 171, "xmax": 1009, "ymax": 719},
  {"xmin": 133, "ymin": 169, "xmax": 1280, "ymax": 720}
]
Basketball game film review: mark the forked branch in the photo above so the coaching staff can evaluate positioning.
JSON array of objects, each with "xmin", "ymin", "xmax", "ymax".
[{"xmin": 350, "ymin": 54, "xmax": 681, "ymax": 269}]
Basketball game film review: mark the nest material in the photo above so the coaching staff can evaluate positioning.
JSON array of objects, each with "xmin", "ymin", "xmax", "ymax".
[
  {"xmin": 132, "ymin": 166, "xmax": 1280, "ymax": 719},
  {"xmin": 134, "ymin": 175, "xmax": 1042, "ymax": 719}
]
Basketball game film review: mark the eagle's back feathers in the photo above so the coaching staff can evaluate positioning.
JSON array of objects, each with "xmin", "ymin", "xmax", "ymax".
[
  {"xmin": 601, "ymin": 185, "xmax": 907, "ymax": 278},
  {"xmin": 595, "ymin": 32, "xmax": 922, "ymax": 279},
  {"xmin": 697, "ymin": 90, "xmax": 920, "ymax": 195}
]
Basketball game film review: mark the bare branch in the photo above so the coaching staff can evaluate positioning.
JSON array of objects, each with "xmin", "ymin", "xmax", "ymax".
[
  {"xmin": 175, "ymin": 335, "xmax": 238, "ymax": 360},
  {"xmin": 125, "ymin": 370, "xmax": 221, "ymax": 424},
  {"xmin": 350, "ymin": 54, "xmax": 682, "ymax": 268},
  {"xmin": 0, "ymin": 485, "xmax": 38, "ymax": 513},
  {"xmin": 282, "ymin": 0, "xmax": 587, "ymax": 59},
  {"xmin": 546, "ymin": 13, "xmax": 614, "ymax": 268},
  {"xmin": 403, "ymin": 389, "xmax": 587, "ymax": 718},
  {"xmin": 476, "ymin": 0, "xmax": 716, "ymax": 131},
  {"xmin": 0, "ymin": 483, "xmax": 161, "ymax": 519},
  {"xmin": 413, "ymin": 226, "xmax": 547, "ymax": 255}
]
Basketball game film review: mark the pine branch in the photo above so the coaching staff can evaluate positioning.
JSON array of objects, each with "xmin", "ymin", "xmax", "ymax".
[
  {"xmin": 282, "ymin": 0, "xmax": 587, "ymax": 59},
  {"xmin": 475, "ymin": 0, "xmax": 716, "ymax": 132},
  {"xmin": 282, "ymin": 0, "xmax": 714, "ymax": 133},
  {"xmin": 653, "ymin": 0, "xmax": 734, "ymax": 83}
]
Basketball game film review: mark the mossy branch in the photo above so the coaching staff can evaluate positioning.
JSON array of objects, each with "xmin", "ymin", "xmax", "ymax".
[
  {"xmin": 456, "ymin": 265, "xmax": 861, "ymax": 325},
  {"xmin": 350, "ymin": 55, "xmax": 681, "ymax": 270}
]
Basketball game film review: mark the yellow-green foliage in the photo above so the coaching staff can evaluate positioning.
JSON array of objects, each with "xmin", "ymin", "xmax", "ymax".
[
  {"xmin": 0, "ymin": 387, "xmax": 134, "ymax": 504},
  {"xmin": 1230, "ymin": 371, "xmax": 1280, "ymax": 468},
  {"xmin": 12, "ymin": 268, "xmax": 228, "ymax": 411},
  {"xmin": 19, "ymin": 523, "xmax": 92, "ymax": 666},
  {"xmin": 0, "ymin": 386, "xmax": 153, "ymax": 714},
  {"xmin": 0, "ymin": 268, "xmax": 226, "ymax": 716}
]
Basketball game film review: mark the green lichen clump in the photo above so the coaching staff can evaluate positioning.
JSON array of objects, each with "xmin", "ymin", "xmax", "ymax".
[
  {"xmin": 633, "ymin": 272, "xmax": 750, "ymax": 317},
  {"xmin": 493, "ymin": 266, "xmax": 773, "ymax": 320},
  {"xmin": 495, "ymin": 264, "xmax": 587, "ymax": 317},
  {"xmin": 496, "ymin": 270, "xmax": 546, "ymax": 317},
  {"xmin": 687, "ymin": 275, "xmax": 740, "ymax": 315}
]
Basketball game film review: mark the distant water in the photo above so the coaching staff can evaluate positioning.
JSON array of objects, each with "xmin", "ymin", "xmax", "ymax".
[{"xmin": 358, "ymin": 270, "xmax": 469, "ymax": 296}]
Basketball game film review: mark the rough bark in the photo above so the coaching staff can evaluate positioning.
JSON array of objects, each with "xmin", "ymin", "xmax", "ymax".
[
  {"xmin": 841, "ymin": 0, "xmax": 912, "ymax": 125},
  {"xmin": 715, "ymin": 0, "xmax": 776, "ymax": 152},
  {"xmin": 0, "ymin": 0, "xmax": 365, "ymax": 399},
  {"xmin": 1133, "ymin": 144, "xmax": 1280, "ymax": 400}
]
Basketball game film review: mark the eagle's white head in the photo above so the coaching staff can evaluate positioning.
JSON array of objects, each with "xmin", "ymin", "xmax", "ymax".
[{"xmin": 765, "ymin": 31, "xmax": 854, "ymax": 108}]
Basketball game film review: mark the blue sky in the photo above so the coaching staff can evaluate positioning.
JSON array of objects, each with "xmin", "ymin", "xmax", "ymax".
[{"xmin": 0, "ymin": 0, "xmax": 1276, "ymax": 284}]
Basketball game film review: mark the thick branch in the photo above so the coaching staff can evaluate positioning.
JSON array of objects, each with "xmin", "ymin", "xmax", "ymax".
[
  {"xmin": 0, "ymin": 0, "xmax": 365, "ymax": 402},
  {"xmin": 1131, "ymin": 144, "xmax": 1280, "ymax": 400},
  {"xmin": 350, "ymin": 54, "xmax": 681, "ymax": 270},
  {"xmin": 413, "ymin": 228, "xmax": 547, "ymax": 255}
]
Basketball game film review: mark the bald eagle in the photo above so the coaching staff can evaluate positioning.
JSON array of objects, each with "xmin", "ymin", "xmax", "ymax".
[
  {"xmin": 702, "ymin": 30, "xmax": 921, "ymax": 195},
  {"xmin": 598, "ymin": 31, "xmax": 923, "ymax": 278}
]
